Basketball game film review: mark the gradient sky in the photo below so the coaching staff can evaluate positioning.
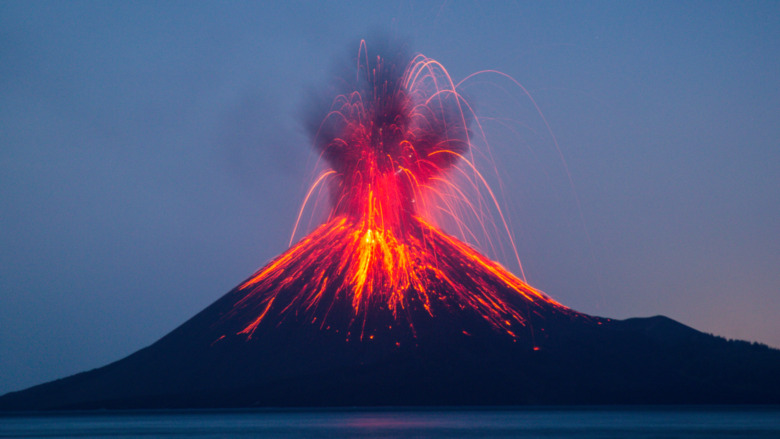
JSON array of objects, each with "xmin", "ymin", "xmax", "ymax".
[{"xmin": 1, "ymin": 1, "xmax": 778, "ymax": 395}]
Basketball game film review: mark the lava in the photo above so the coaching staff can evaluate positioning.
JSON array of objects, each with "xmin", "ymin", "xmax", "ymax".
[{"xmin": 226, "ymin": 41, "xmax": 570, "ymax": 340}]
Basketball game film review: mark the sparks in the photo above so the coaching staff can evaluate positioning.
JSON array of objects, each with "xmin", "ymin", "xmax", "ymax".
[{"xmin": 224, "ymin": 41, "xmax": 571, "ymax": 341}]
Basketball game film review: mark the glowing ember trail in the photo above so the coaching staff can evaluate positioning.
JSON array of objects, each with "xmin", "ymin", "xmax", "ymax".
[{"xmin": 225, "ymin": 42, "xmax": 572, "ymax": 341}]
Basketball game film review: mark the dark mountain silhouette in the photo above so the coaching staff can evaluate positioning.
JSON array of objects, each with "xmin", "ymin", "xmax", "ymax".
[
  {"xmin": 4, "ymin": 43, "xmax": 779, "ymax": 410},
  {"xmin": 2, "ymin": 219, "xmax": 779, "ymax": 410}
]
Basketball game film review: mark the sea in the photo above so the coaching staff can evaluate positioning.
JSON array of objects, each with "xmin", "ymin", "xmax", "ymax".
[{"xmin": 1, "ymin": 407, "xmax": 779, "ymax": 438}]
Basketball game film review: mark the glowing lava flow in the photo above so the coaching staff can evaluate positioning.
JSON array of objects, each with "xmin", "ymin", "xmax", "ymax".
[
  {"xmin": 226, "ymin": 42, "xmax": 570, "ymax": 340},
  {"xmin": 232, "ymin": 215, "xmax": 566, "ymax": 340}
]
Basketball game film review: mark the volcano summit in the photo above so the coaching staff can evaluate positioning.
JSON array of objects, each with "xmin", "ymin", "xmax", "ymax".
[{"xmin": 2, "ymin": 43, "xmax": 778, "ymax": 410}]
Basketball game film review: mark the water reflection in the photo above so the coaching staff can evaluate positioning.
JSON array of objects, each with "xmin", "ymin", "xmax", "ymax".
[{"xmin": 2, "ymin": 408, "xmax": 779, "ymax": 438}]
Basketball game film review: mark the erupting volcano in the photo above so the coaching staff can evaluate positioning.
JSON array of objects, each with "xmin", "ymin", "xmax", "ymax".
[
  {"xmin": 223, "ymin": 43, "xmax": 574, "ymax": 345},
  {"xmin": 2, "ymin": 42, "xmax": 778, "ymax": 410}
]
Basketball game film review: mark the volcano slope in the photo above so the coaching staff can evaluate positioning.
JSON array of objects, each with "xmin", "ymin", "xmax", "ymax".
[{"xmin": 2, "ymin": 216, "xmax": 779, "ymax": 410}]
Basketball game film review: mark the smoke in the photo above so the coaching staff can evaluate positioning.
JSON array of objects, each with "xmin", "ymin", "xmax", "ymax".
[{"xmin": 303, "ymin": 39, "xmax": 474, "ymax": 220}]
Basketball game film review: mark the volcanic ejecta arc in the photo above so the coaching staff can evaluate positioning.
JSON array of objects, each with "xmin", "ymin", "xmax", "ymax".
[{"xmin": 219, "ymin": 41, "xmax": 575, "ymax": 344}]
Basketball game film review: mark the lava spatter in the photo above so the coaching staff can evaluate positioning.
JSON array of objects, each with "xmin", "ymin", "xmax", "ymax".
[{"xmin": 224, "ymin": 41, "xmax": 572, "ymax": 341}]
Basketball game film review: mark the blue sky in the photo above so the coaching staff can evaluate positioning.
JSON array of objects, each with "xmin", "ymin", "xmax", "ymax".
[{"xmin": 1, "ymin": 1, "xmax": 778, "ymax": 394}]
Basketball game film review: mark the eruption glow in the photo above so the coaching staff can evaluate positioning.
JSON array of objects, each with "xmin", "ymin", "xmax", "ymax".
[{"xmin": 226, "ymin": 42, "xmax": 571, "ymax": 341}]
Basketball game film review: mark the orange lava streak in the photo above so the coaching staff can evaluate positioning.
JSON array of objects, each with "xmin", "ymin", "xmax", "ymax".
[{"xmin": 233, "ymin": 215, "xmax": 566, "ymax": 339}]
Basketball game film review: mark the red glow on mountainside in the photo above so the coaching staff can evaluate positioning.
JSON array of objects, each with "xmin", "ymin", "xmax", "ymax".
[{"xmin": 226, "ymin": 41, "xmax": 571, "ymax": 341}]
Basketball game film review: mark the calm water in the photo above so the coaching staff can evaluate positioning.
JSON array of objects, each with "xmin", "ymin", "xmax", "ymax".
[{"xmin": 2, "ymin": 407, "xmax": 779, "ymax": 438}]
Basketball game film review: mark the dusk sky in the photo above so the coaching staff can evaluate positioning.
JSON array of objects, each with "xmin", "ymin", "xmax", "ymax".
[{"xmin": 1, "ymin": 1, "xmax": 778, "ymax": 395}]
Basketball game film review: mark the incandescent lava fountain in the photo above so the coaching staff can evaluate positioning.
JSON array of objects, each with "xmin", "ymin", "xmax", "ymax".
[{"xmin": 219, "ymin": 41, "xmax": 576, "ymax": 345}]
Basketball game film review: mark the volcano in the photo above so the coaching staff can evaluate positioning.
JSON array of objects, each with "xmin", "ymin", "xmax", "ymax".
[
  {"xmin": 2, "ymin": 43, "xmax": 779, "ymax": 410},
  {"xmin": 2, "ymin": 243, "xmax": 778, "ymax": 409}
]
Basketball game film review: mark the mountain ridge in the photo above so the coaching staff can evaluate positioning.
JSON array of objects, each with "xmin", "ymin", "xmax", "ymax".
[{"xmin": 3, "ymin": 306, "xmax": 778, "ymax": 410}]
